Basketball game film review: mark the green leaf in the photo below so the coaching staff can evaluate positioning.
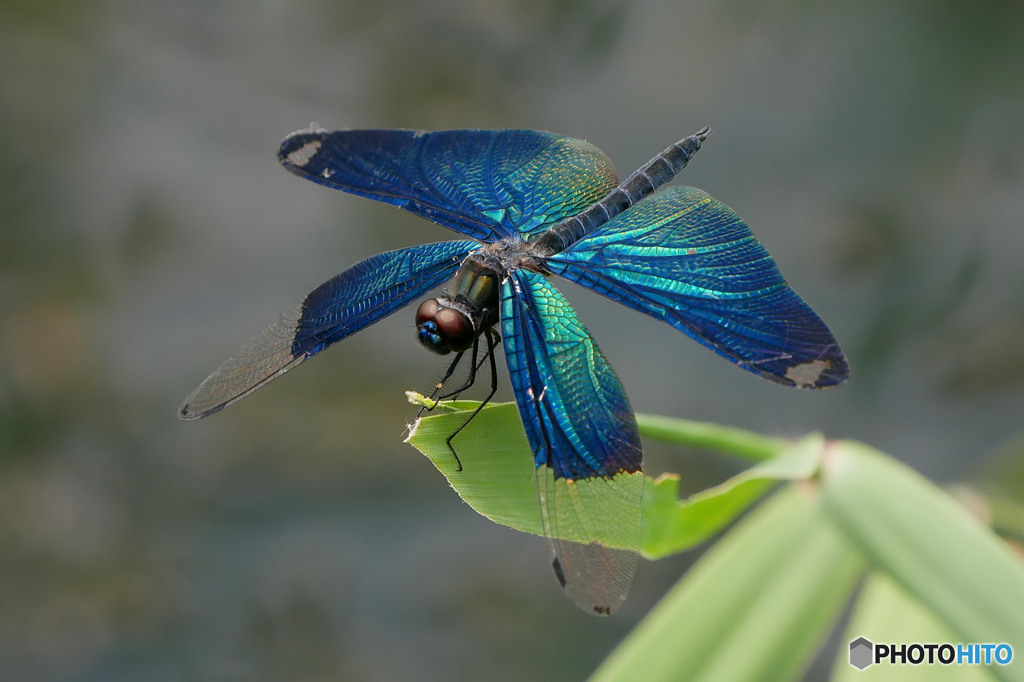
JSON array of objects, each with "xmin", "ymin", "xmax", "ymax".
[
  {"xmin": 404, "ymin": 396, "xmax": 820, "ymax": 556},
  {"xmin": 818, "ymin": 441, "xmax": 1024, "ymax": 665},
  {"xmin": 636, "ymin": 413, "xmax": 789, "ymax": 463},
  {"xmin": 406, "ymin": 395, "xmax": 645, "ymax": 549},
  {"xmin": 833, "ymin": 571, "xmax": 995, "ymax": 682},
  {"xmin": 407, "ymin": 396, "xmax": 1024, "ymax": 679},
  {"xmin": 405, "ymin": 395, "xmax": 543, "ymax": 535},
  {"xmin": 641, "ymin": 433, "xmax": 823, "ymax": 558},
  {"xmin": 590, "ymin": 486, "xmax": 865, "ymax": 681}
]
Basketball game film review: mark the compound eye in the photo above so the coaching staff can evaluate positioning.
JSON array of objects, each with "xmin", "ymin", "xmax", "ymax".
[
  {"xmin": 416, "ymin": 321, "xmax": 449, "ymax": 355},
  {"xmin": 434, "ymin": 307, "xmax": 476, "ymax": 353},
  {"xmin": 415, "ymin": 299, "xmax": 441, "ymax": 326}
]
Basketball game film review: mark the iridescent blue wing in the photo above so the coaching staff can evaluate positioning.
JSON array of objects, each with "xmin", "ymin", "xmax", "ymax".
[
  {"xmin": 546, "ymin": 186, "xmax": 849, "ymax": 387},
  {"xmin": 500, "ymin": 269, "xmax": 644, "ymax": 616},
  {"xmin": 180, "ymin": 240, "xmax": 478, "ymax": 419},
  {"xmin": 279, "ymin": 128, "xmax": 619, "ymax": 242}
]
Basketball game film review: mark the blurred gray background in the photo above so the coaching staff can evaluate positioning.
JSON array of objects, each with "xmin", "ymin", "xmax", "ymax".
[{"xmin": 2, "ymin": 1, "xmax": 1023, "ymax": 680}]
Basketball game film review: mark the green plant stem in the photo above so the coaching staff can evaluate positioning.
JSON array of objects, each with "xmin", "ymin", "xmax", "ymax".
[{"xmin": 636, "ymin": 414, "xmax": 789, "ymax": 462}]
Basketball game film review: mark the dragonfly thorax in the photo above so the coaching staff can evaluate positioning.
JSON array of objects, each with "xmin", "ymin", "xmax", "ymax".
[{"xmin": 414, "ymin": 258, "xmax": 501, "ymax": 355}]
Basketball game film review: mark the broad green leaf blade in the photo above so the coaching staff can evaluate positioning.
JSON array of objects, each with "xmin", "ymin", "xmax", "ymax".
[
  {"xmin": 406, "ymin": 397, "xmax": 543, "ymax": 535},
  {"xmin": 405, "ymin": 398, "xmax": 822, "ymax": 556},
  {"xmin": 591, "ymin": 486, "xmax": 865, "ymax": 682},
  {"xmin": 833, "ymin": 571, "xmax": 995, "ymax": 682},
  {"xmin": 818, "ymin": 441, "xmax": 1024, "ymax": 666},
  {"xmin": 407, "ymin": 397, "xmax": 643, "ymax": 549},
  {"xmin": 642, "ymin": 434, "xmax": 823, "ymax": 558}
]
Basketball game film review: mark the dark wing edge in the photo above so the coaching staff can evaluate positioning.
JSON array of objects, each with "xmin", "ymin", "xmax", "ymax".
[
  {"xmin": 179, "ymin": 240, "xmax": 477, "ymax": 420},
  {"xmin": 500, "ymin": 269, "xmax": 643, "ymax": 616},
  {"xmin": 547, "ymin": 186, "xmax": 850, "ymax": 388}
]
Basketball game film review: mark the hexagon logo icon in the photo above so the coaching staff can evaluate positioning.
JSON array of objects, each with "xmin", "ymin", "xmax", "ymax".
[{"xmin": 849, "ymin": 637, "xmax": 874, "ymax": 670}]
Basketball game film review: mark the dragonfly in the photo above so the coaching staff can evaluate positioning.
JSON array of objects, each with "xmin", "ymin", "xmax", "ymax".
[{"xmin": 179, "ymin": 126, "xmax": 848, "ymax": 615}]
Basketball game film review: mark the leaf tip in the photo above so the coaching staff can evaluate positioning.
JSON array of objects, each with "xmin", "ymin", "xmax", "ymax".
[{"xmin": 405, "ymin": 390, "xmax": 432, "ymax": 408}]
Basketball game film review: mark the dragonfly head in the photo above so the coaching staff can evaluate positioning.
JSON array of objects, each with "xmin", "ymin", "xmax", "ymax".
[{"xmin": 415, "ymin": 298, "xmax": 477, "ymax": 355}]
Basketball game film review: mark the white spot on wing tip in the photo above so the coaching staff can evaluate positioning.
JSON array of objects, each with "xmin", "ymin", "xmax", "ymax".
[
  {"xmin": 785, "ymin": 359, "xmax": 830, "ymax": 387},
  {"xmin": 287, "ymin": 140, "xmax": 322, "ymax": 167}
]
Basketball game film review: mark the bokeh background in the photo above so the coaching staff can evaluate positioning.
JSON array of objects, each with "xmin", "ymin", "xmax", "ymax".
[{"xmin": 3, "ymin": 1, "xmax": 1023, "ymax": 680}]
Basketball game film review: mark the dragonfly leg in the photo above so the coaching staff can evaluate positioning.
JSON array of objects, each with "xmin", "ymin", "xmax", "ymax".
[
  {"xmin": 436, "ymin": 337, "xmax": 482, "ymax": 402},
  {"xmin": 444, "ymin": 328, "xmax": 500, "ymax": 472},
  {"xmin": 418, "ymin": 350, "xmax": 466, "ymax": 418},
  {"xmin": 438, "ymin": 326, "xmax": 498, "ymax": 401}
]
